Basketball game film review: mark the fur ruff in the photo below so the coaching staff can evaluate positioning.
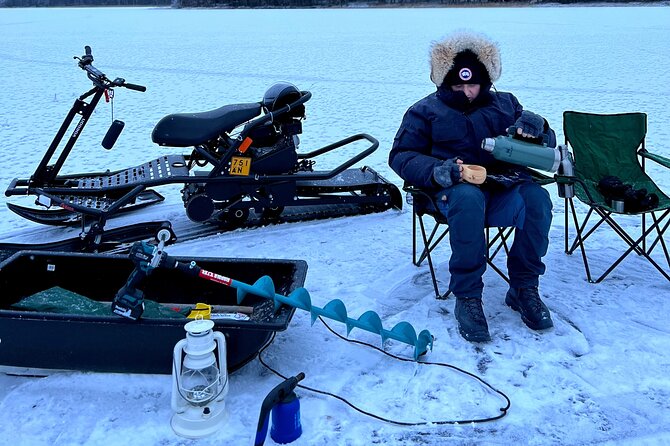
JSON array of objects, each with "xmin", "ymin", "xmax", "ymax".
[{"xmin": 430, "ymin": 31, "xmax": 502, "ymax": 87}]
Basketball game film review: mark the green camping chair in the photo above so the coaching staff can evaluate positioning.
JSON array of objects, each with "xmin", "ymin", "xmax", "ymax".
[{"xmin": 559, "ymin": 111, "xmax": 670, "ymax": 283}]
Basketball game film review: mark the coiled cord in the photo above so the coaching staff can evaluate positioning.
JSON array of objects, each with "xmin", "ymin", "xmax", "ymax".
[{"xmin": 257, "ymin": 316, "xmax": 510, "ymax": 426}]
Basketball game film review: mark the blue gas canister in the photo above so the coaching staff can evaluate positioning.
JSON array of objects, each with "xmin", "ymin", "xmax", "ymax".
[
  {"xmin": 254, "ymin": 373, "xmax": 305, "ymax": 446},
  {"xmin": 270, "ymin": 391, "xmax": 302, "ymax": 444}
]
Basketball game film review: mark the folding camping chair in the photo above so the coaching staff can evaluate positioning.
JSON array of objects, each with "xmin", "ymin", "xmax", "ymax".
[
  {"xmin": 559, "ymin": 111, "xmax": 670, "ymax": 283},
  {"xmin": 403, "ymin": 185, "xmax": 514, "ymax": 299}
]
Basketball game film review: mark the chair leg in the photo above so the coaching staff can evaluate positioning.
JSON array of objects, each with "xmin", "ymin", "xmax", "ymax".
[
  {"xmin": 490, "ymin": 227, "xmax": 514, "ymax": 257},
  {"xmin": 591, "ymin": 208, "xmax": 670, "ymax": 283},
  {"xmin": 416, "ymin": 214, "xmax": 450, "ymax": 299},
  {"xmin": 485, "ymin": 227, "xmax": 511, "ymax": 284},
  {"xmin": 416, "ymin": 224, "xmax": 448, "ymax": 267},
  {"xmin": 565, "ymin": 197, "xmax": 596, "ymax": 283},
  {"xmin": 599, "ymin": 210, "xmax": 645, "ymax": 256},
  {"xmin": 568, "ymin": 207, "xmax": 607, "ymax": 255},
  {"xmin": 412, "ymin": 206, "xmax": 418, "ymax": 266},
  {"xmin": 568, "ymin": 202, "xmax": 670, "ymax": 283},
  {"xmin": 646, "ymin": 212, "xmax": 670, "ymax": 268}
]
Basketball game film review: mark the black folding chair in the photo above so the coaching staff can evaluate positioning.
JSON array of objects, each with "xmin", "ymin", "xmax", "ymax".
[{"xmin": 403, "ymin": 185, "xmax": 514, "ymax": 299}]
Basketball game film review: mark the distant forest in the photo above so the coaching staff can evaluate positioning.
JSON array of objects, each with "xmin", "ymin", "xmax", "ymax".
[{"xmin": 0, "ymin": 0, "xmax": 659, "ymax": 7}]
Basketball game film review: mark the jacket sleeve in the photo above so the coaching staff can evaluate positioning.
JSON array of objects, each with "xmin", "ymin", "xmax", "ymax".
[
  {"xmin": 543, "ymin": 120, "xmax": 557, "ymax": 148},
  {"xmin": 388, "ymin": 105, "xmax": 443, "ymax": 189}
]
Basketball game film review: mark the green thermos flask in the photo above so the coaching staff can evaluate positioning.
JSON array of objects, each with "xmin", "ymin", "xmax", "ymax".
[{"xmin": 481, "ymin": 134, "xmax": 561, "ymax": 173}]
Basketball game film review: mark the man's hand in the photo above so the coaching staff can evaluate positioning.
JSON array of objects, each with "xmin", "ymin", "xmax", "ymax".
[
  {"xmin": 513, "ymin": 110, "xmax": 545, "ymax": 139},
  {"xmin": 433, "ymin": 158, "xmax": 463, "ymax": 188}
]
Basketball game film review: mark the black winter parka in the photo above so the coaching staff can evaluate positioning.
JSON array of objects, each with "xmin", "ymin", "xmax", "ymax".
[{"xmin": 389, "ymin": 86, "xmax": 556, "ymax": 191}]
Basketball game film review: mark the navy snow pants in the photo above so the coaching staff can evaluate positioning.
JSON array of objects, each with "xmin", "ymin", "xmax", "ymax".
[{"xmin": 434, "ymin": 182, "xmax": 553, "ymax": 299}]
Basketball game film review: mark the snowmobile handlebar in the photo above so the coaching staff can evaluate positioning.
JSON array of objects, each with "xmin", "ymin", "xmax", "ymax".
[{"xmin": 75, "ymin": 45, "xmax": 146, "ymax": 94}]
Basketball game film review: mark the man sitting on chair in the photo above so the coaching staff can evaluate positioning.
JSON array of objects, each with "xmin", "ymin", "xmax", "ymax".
[{"xmin": 389, "ymin": 30, "xmax": 557, "ymax": 343}]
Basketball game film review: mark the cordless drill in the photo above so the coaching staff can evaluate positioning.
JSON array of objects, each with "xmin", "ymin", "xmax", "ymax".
[{"xmin": 111, "ymin": 229, "xmax": 173, "ymax": 320}]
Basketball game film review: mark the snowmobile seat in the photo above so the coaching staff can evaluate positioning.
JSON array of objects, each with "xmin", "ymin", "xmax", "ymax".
[{"xmin": 152, "ymin": 102, "xmax": 262, "ymax": 148}]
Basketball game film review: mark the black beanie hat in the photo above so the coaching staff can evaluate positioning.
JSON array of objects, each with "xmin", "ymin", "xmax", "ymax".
[{"xmin": 444, "ymin": 50, "xmax": 491, "ymax": 86}]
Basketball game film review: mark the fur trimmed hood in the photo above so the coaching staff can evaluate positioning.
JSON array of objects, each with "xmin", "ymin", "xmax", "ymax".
[{"xmin": 430, "ymin": 31, "xmax": 502, "ymax": 87}]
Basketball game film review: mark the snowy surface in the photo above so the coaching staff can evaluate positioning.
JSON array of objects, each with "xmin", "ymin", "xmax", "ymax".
[{"xmin": 1, "ymin": 5, "xmax": 670, "ymax": 445}]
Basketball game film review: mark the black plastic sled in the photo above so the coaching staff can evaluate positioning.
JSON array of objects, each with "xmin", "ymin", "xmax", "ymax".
[
  {"xmin": 4, "ymin": 46, "xmax": 402, "ymax": 250},
  {"xmin": 0, "ymin": 250, "xmax": 307, "ymax": 375}
]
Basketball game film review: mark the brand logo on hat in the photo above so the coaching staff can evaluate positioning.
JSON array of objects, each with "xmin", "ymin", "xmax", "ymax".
[{"xmin": 459, "ymin": 68, "xmax": 473, "ymax": 82}]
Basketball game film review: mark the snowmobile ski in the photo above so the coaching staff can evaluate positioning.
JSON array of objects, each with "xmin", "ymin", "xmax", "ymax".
[{"xmin": 6, "ymin": 190, "xmax": 165, "ymax": 226}]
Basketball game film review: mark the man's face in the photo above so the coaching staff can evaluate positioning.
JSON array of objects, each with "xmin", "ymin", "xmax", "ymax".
[{"xmin": 451, "ymin": 84, "xmax": 481, "ymax": 102}]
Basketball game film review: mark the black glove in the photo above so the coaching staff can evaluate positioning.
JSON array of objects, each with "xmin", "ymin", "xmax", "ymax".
[
  {"xmin": 514, "ymin": 110, "xmax": 545, "ymax": 138},
  {"xmin": 432, "ymin": 158, "xmax": 461, "ymax": 188}
]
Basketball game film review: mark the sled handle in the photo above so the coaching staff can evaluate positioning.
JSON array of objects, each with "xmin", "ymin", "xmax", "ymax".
[{"xmin": 292, "ymin": 133, "xmax": 380, "ymax": 180}]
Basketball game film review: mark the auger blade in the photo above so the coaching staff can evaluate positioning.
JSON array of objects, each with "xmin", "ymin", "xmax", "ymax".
[
  {"xmin": 415, "ymin": 329, "xmax": 434, "ymax": 359},
  {"xmin": 170, "ymin": 256, "xmax": 432, "ymax": 357},
  {"xmin": 231, "ymin": 275, "xmax": 432, "ymax": 359},
  {"xmin": 287, "ymin": 287, "xmax": 312, "ymax": 311},
  {"xmin": 311, "ymin": 299, "xmax": 347, "ymax": 325},
  {"xmin": 347, "ymin": 310, "xmax": 383, "ymax": 337},
  {"xmin": 236, "ymin": 275, "xmax": 276, "ymax": 305},
  {"xmin": 386, "ymin": 321, "xmax": 417, "ymax": 345}
]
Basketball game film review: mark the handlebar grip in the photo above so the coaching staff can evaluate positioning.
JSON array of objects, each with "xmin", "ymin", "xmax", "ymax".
[{"xmin": 124, "ymin": 82, "xmax": 146, "ymax": 92}]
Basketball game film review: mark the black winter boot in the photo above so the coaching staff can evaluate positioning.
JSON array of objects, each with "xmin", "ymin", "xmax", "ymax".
[
  {"xmin": 454, "ymin": 297, "xmax": 491, "ymax": 343},
  {"xmin": 505, "ymin": 287, "xmax": 553, "ymax": 330}
]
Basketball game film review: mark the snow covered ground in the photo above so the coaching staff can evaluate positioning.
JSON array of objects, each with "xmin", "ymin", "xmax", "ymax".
[{"xmin": 1, "ymin": 4, "xmax": 670, "ymax": 445}]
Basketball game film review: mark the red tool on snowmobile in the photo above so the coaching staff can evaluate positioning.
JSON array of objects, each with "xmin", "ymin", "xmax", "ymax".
[{"xmin": 4, "ymin": 46, "xmax": 401, "ymax": 250}]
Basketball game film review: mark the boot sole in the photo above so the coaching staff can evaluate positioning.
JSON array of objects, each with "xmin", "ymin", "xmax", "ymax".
[
  {"xmin": 457, "ymin": 323, "xmax": 491, "ymax": 343},
  {"xmin": 505, "ymin": 294, "xmax": 554, "ymax": 331}
]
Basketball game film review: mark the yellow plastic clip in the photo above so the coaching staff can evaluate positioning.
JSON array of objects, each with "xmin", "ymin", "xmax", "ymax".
[{"xmin": 187, "ymin": 303, "xmax": 212, "ymax": 319}]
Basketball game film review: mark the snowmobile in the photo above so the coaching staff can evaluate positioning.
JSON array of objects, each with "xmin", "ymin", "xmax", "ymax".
[{"xmin": 4, "ymin": 46, "xmax": 401, "ymax": 250}]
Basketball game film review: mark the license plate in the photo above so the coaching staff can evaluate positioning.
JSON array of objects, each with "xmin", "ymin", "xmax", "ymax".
[{"xmin": 230, "ymin": 156, "xmax": 251, "ymax": 176}]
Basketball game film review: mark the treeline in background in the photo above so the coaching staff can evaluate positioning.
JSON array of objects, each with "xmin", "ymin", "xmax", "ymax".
[{"xmin": 0, "ymin": 0, "xmax": 656, "ymax": 7}]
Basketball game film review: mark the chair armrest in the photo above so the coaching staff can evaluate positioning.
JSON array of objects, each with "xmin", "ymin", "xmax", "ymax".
[
  {"xmin": 553, "ymin": 174, "xmax": 576, "ymax": 186},
  {"xmin": 402, "ymin": 184, "xmax": 435, "ymax": 202},
  {"xmin": 529, "ymin": 168, "xmax": 556, "ymax": 186},
  {"xmin": 402, "ymin": 184, "xmax": 447, "ymax": 221},
  {"xmin": 553, "ymin": 173, "xmax": 603, "ymax": 205},
  {"xmin": 639, "ymin": 148, "xmax": 670, "ymax": 169}
]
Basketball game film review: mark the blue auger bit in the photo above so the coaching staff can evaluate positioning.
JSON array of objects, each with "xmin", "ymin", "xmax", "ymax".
[
  {"xmin": 114, "ymin": 237, "xmax": 433, "ymax": 359},
  {"xmin": 233, "ymin": 276, "xmax": 433, "ymax": 360}
]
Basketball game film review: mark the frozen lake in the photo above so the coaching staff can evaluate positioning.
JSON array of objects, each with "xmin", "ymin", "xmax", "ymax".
[{"xmin": 1, "ymin": 5, "xmax": 670, "ymax": 446}]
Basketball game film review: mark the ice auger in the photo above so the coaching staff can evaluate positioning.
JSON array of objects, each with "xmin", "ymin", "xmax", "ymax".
[
  {"xmin": 232, "ymin": 276, "xmax": 433, "ymax": 360},
  {"xmin": 113, "ymin": 232, "xmax": 433, "ymax": 360}
]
